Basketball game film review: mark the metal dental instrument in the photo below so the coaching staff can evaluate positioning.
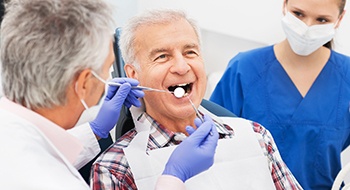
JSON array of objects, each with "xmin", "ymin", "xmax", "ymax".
[
  {"xmin": 187, "ymin": 96, "xmax": 204, "ymax": 123},
  {"xmin": 91, "ymin": 70, "xmax": 171, "ymax": 93},
  {"xmin": 187, "ymin": 96, "xmax": 214, "ymax": 136},
  {"xmin": 107, "ymin": 81, "xmax": 171, "ymax": 93}
]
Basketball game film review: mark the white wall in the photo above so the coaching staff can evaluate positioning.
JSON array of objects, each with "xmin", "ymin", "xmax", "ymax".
[
  {"xmin": 109, "ymin": 0, "xmax": 138, "ymax": 28},
  {"xmin": 136, "ymin": 0, "xmax": 350, "ymax": 56},
  {"xmin": 200, "ymin": 29, "xmax": 266, "ymax": 98}
]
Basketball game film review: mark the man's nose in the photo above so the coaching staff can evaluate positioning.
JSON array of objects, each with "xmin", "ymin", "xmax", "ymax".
[{"xmin": 170, "ymin": 54, "xmax": 191, "ymax": 75}]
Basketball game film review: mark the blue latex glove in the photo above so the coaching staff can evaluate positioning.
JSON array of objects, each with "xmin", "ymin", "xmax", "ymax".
[
  {"xmin": 162, "ymin": 114, "xmax": 219, "ymax": 182},
  {"xmin": 90, "ymin": 78, "xmax": 144, "ymax": 138}
]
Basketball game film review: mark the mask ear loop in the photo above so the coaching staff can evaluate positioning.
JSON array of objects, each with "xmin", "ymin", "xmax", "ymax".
[
  {"xmin": 75, "ymin": 81, "xmax": 89, "ymax": 110},
  {"xmin": 333, "ymin": 18, "xmax": 341, "ymax": 29},
  {"xmin": 91, "ymin": 70, "xmax": 108, "ymax": 84}
]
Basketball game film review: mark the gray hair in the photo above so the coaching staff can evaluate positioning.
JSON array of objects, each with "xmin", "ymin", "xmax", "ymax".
[
  {"xmin": 1, "ymin": 0, "xmax": 115, "ymax": 109},
  {"xmin": 119, "ymin": 9, "xmax": 201, "ymax": 68}
]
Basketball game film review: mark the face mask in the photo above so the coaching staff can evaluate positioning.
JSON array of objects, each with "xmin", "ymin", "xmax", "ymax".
[
  {"xmin": 281, "ymin": 11, "xmax": 337, "ymax": 56},
  {"xmin": 75, "ymin": 71, "xmax": 109, "ymax": 126}
]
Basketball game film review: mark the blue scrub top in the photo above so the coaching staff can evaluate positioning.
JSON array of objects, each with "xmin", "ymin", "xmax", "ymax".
[{"xmin": 210, "ymin": 45, "xmax": 350, "ymax": 190}]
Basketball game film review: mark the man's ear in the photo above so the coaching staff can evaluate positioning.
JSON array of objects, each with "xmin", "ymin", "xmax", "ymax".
[
  {"xmin": 74, "ymin": 69, "xmax": 93, "ymax": 99},
  {"xmin": 124, "ymin": 63, "xmax": 139, "ymax": 79}
]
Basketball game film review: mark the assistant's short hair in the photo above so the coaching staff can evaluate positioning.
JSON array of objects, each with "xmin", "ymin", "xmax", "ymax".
[
  {"xmin": 1, "ymin": 0, "xmax": 115, "ymax": 109},
  {"xmin": 119, "ymin": 9, "xmax": 201, "ymax": 67}
]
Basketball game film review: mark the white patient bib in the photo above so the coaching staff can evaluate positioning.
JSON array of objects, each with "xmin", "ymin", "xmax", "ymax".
[{"xmin": 124, "ymin": 111, "xmax": 275, "ymax": 190}]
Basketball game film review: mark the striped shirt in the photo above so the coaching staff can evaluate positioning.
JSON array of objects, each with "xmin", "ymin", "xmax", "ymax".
[{"xmin": 91, "ymin": 111, "xmax": 302, "ymax": 190}]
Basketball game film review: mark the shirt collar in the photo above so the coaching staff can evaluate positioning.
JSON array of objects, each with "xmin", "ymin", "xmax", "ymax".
[
  {"xmin": 137, "ymin": 112, "xmax": 175, "ymax": 148},
  {"xmin": 0, "ymin": 97, "xmax": 83, "ymax": 165}
]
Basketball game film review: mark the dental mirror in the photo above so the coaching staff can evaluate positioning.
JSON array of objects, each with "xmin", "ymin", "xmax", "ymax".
[{"xmin": 174, "ymin": 87, "xmax": 185, "ymax": 98}]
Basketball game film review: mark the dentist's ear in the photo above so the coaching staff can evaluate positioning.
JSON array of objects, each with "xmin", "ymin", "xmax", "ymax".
[
  {"xmin": 74, "ymin": 69, "xmax": 93, "ymax": 99},
  {"xmin": 124, "ymin": 63, "xmax": 139, "ymax": 80}
]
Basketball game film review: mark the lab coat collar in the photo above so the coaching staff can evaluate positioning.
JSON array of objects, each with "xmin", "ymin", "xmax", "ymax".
[{"xmin": 0, "ymin": 97, "xmax": 83, "ymax": 165}]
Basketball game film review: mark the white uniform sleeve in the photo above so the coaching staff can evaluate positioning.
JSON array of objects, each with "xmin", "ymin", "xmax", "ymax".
[
  {"xmin": 67, "ymin": 123, "xmax": 100, "ymax": 170},
  {"xmin": 155, "ymin": 175, "xmax": 186, "ymax": 190}
]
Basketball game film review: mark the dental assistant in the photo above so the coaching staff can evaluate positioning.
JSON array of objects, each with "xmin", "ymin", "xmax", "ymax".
[
  {"xmin": 210, "ymin": 0, "xmax": 350, "ymax": 189},
  {"xmin": 0, "ymin": 0, "xmax": 218, "ymax": 189}
]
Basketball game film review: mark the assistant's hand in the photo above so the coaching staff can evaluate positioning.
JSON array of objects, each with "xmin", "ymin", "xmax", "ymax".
[
  {"xmin": 162, "ymin": 115, "xmax": 219, "ymax": 182},
  {"xmin": 90, "ymin": 78, "xmax": 144, "ymax": 138}
]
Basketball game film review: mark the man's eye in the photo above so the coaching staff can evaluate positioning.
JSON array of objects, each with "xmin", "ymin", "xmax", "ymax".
[
  {"xmin": 186, "ymin": 50, "xmax": 198, "ymax": 57},
  {"xmin": 154, "ymin": 54, "xmax": 167, "ymax": 61}
]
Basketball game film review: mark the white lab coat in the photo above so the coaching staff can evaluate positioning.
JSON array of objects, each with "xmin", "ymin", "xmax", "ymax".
[
  {"xmin": 0, "ymin": 98, "xmax": 185, "ymax": 190},
  {"xmin": 0, "ymin": 98, "xmax": 99, "ymax": 190}
]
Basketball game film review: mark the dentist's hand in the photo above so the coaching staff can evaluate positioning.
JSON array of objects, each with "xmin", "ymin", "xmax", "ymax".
[
  {"xmin": 90, "ymin": 78, "xmax": 144, "ymax": 138},
  {"xmin": 163, "ymin": 115, "xmax": 219, "ymax": 182}
]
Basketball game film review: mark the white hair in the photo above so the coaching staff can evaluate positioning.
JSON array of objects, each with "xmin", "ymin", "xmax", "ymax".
[
  {"xmin": 119, "ymin": 9, "xmax": 201, "ymax": 68},
  {"xmin": 1, "ymin": 0, "xmax": 115, "ymax": 109}
]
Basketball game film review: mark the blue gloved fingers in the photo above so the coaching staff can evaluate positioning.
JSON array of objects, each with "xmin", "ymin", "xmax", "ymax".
[
  {"xmin": 89, "ymin": 83, "xmax": 133, "ymax": 139},
  {"xmin": 123, "ymin": 98, "xmax": 140, "ymax": 108},
  {"xmin": 186, "ymin": 126, "xmax": 196, "ymax": 135},
  {"xmin": 194, "ymin": 117, "xmax": 203, "ymax": 128},
  {"xmin": 191, "ymin": 115, "xmax": 215, "ymax": 138},
  {"xmin": 110, "ymin": 83, "xmax": 132, "ymax": 107},
  {"xmin": 129, "ymin": 88, "xmax": 145, "ymax": 98},
  {"xmin": 124, "ymin": 97, "xmax": 141, "ymax": 107},
  {"xmin": 105, "ymin": 78, "xmax": 140, "ymax": 100},
  {"xmin": 105, "ymin": 84, "xmax": 119, "ymax": 101},
  {"xmin": 124, "ymin": 100, "xmax": 132, "ymax": 109},
  {"xmin": 163, "ymin": 115, "xmax": 219, "ymax": 182},
  {"xmin": 123, "ymin": 90, "xmax": 143, "ymax": 108},
  {"xmin": 186, "ymin": 118, "xmax": 214, "ymax": 145},
  {"xmin": 110, "ymin": 77, "xmax": 140, "ymax": 87},
  {"xmin": 124, "ymin": 89, "xmax": 144, "ymax": 107},
  {"xmin": 199, "ymin": 121, "xmax": 219, "ymax": 153}
]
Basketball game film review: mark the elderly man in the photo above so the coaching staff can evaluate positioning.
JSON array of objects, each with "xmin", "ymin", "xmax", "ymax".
[
  {"xmin": 0, "ymin": 1, "xmax": 219, "ymax": 189},
  {"xmin": 91, "ymin": 9, "xmax": 302, "ymax": 190}
]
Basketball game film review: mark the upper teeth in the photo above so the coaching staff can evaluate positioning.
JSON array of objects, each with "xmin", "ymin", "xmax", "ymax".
[{"xmin": 176, "ymin": 83, "xmax": 188, "ymax": 87}]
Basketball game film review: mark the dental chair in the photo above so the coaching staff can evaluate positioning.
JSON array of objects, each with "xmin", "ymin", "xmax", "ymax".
[{"xmin": 78, "ymin": 27, "xmax": 236, "ymax": 184}]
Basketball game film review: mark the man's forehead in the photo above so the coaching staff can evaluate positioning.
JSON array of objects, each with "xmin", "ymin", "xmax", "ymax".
[{"xmin": 149, "ymin": 43, "xmax": 199, "ymax": 53}]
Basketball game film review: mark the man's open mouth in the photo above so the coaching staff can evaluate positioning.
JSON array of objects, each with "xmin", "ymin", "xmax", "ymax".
[{"xmin": 168, "ymin": 83, "xmax": 193, "ymax": 97}]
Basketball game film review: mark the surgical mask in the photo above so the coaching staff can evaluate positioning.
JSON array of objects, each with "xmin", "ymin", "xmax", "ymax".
[
  {"xmin": 75, "ymin": 71, "xmax": 109, "ymax": 126},
  {"xmin": 281, "ymin": 11, "xmax": 337, "ymax": 56}
]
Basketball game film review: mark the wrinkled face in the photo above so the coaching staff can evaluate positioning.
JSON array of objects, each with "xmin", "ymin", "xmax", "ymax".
[
  {"xmin": 284, "ymin": 0, "xmax": 344, "ymax": 27},
  {"xmin": 126, "ymin": 18, "xmax": 206, "ymax": 122}
]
